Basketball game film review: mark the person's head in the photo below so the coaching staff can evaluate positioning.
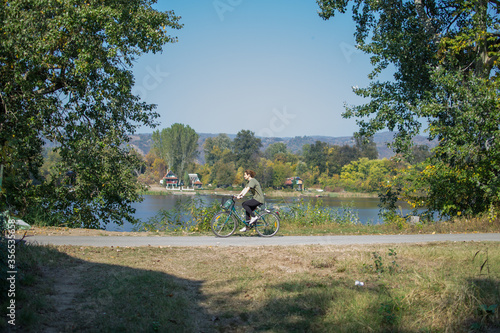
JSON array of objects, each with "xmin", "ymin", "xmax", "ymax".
[{"xmin": 244, "ymin": 170, "xmax": 256, "ymax": 179}]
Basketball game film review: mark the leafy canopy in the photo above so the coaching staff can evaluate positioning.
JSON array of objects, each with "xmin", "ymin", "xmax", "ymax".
[
  {"xmin": 233, "ymin": 130, "xmax": 262, "ymax": 169},
  {"xmin": 317, "ymin": 0, "xmax": 500, "ymax": 217},
  {"xmin": 152, "ymin": 123, "xmax": 199, "ymax": 182},
  {"xmin": 0, "ymin": 0, "xmax": 182, "ymax": 227}
]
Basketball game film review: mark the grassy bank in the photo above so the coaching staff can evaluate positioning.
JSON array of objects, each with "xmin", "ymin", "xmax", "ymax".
[
  {"xmin": 141, "ymin": 187, "xmax": 378, "ymax": 198},
  {"xmin": 22, "ymin": 211, "xmax": 500, "ymax": 237},
  {"xmin": 2, "ymin": 241, "xmax": 499, "ymax": 332}
]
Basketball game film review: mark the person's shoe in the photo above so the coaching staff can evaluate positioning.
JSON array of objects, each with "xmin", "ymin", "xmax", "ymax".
[
  {"xmin": 249, "ymin": 216, "xmax": 259, "ymax": 225},
  {"xmin": 240, "ymin": 226, "xmax": 248, "ymax": 232}
]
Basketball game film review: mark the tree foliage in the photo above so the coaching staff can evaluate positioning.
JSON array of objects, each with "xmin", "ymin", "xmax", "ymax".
[
  {"xmin": 0, "ymin": 0, "xmax": 182, "ymax": 227},
  {"xmin": 341, "ymin": 158, "xmax": 391, "ymax": 192},
  {"xmin": 152, "ymin": 123, "xmax": 199, "ymax": 180},
  {"xmin": 303, "ymin": 141, "xmax": 329, "ymax": 174},
  {"xmin": 233, "ymin": 130, "xmax": 262, "ymax": 169},
  {"xmin": 265, "ymin": 142, "xmax": 288, "ymax": 160},
  {"xmin": 203, "ymin": 133, "xmax": 232, "ymax": 166},
  {"xmin": 303, "ymin": 137, "xmax": 377, "ymax": 176},
  {"xmin": 317, "ymin": 0, "xmax": 500, "ymax": 216}
]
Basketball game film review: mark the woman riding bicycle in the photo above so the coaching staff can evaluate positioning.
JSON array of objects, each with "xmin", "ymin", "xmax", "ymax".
[{"xmin": 236, "ymin": 169, "xmax": 265, "ymax": 232}]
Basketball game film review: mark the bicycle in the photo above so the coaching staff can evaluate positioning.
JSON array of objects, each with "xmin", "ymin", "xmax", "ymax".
[{"xmin": 210, "ymin": 196, "xmax": 280, "ymax": 237}]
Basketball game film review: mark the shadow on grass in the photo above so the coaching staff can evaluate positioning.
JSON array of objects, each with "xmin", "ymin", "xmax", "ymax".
[
  {"xmin": 461, "ymin": 277, "xmax": 500, "ymax": 332},
  {"xmin": 5, "ymin": 242, "xmax": 499, "ymax": 332},
  {"xmin": 1, "ymin": 244, "xmax": 209, "ymax": 333},
  {"xmin": 207, "ymin": 278, "xmax": 407, "ymax": 332},
  {"xmin": 219, "ymin": 278, "xmax": 500, "ymax": 333}
]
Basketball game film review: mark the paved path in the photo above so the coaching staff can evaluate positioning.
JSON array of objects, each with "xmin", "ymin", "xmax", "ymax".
[{"xmin": 23, "ymin": 233, "xmax": 500, "ymax": 247}]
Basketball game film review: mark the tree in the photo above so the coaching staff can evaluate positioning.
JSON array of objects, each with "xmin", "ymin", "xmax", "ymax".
[
  {"xmin": 129, "ymin": 148, "xmax": 146, "ymax": 178},
  {"xmin": 272, "ymin": 161, "xmax": 292, "ymax": 188},
  {"xmin": 303, "ymin": 141, "xmax": 329, "ymax": 174},
  {"xmin": 317, "ymin": 0, "xmax": 500, "ymax": 216},
  {"xmin": 213, "ymin": 160, "xmax": 236, "ymax": 187},
  {"xmin": 40, "ymin": 148, "xmax": 61, "ymax": 180},
  {"xmin": 256, "ymin": 158, "xmax": 274, "ymax": 188},
  {"xmin": 0, "ymin": 0, "xmax": 182, "ymax": 227},
  {"xmin": 151, "ymin": 131, "xmax": 169, "ymax": 166},
  {"xmin": 233, "ymin": 166, "xmax": 245, "ymax": 186},
  {"xmin": 341, "ymin": 158, "xmax": 391, "ymax": 192},
  {"xmin": 410, "ymin": 145, "xmax": 432, "ymax": 164},
  {"xmin": 195, "ymin": 163, "xmax": 212, "ymax": 187},
  {"xmin": 355, "ymin": 136, "xmax": 378, "ymax": 159},
  {"xmin": 317, "ymin": 0, "xmax": 443, "ymax": 150},
  {"xmin": 294, "ymin": 161, "xmax": 308, "ymax": 178},
  {"xmin": 152, "ymin": 123, "xmax": 199, "ymax": 180},
  {"xmin": 327, "ymin": 144, "xmax": 361, "ymax": 175},
  {"xmin": 203, "ymin": 134, "xmax": 233, "ymax": 166},
  {"xmin": 233, "ymin": 130, "xmax": 262, "ymax": 169},
  {"xmin": 265, "ymin": 142, "xmax": 288, "ymax": 160}
]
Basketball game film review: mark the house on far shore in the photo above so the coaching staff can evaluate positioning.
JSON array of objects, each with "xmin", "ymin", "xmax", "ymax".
[
  {"xmin": 188, "ymin": 173, "xmax": 203, "ymax": 189},
  {"xmin": 160, "ymin": 170, "xmax": 179, "ymax": 188},
  {"xmin": 284, "ymin": 177, "xmax": 303, "ymax": 191}
]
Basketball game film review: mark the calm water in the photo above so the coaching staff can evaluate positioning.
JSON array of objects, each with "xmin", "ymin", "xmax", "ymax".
[{"xmin": 105, "ymin": 194, "xmax": 417, "ymax": 232}]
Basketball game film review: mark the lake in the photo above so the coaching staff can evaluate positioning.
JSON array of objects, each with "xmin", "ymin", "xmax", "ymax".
[{"xmin": 105, "ymin": 194, "xmax": 418, "ymax": 232}]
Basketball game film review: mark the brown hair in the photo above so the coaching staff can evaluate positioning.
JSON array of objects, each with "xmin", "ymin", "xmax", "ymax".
[{"xmin": 244, "ymin": 170, "xmax": 256, "ymax": 178}]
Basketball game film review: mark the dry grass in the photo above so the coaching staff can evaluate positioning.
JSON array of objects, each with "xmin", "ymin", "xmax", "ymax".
[{"xmin": 5, "ymin": 241, "xmax": 500, "ymax": 332}]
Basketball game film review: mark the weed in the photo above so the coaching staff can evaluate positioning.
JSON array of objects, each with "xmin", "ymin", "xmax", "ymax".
[
  {"xmin": 479, "ymin": 304, "xmax": 498, "ymax": 316},
  {"xmin": 378, "ymin": 296, "xmax": 403, "ymax": 326},
  {"xmin": 380, "ymin": 209, "xmax": 408, "ymax": 230},
  {"xmin": 373, "ymin": 251, "xmax": 385, "ymax": 274},
  {"xmin": 365, "ymin": 248, "xmax": 399, "ymax": 275},
  {"xmin": 388, "ymin": 248, "xmax": 399, "ymax": 274},
  {"xmin": 473, "ymin": 248, "xmax": 490, "ymax": 276},
  {"xmin": 277, "ymin": 198, "xmax": 360, "ymax": 226},
  {"xmin": 469, "ymin": 247, "xmax": 499, "ymax": 330}
]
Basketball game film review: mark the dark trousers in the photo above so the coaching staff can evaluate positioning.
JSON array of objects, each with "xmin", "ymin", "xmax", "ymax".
[{"xmin": 242, "ymin": 199, "xmax": 262, "ymax": 220}]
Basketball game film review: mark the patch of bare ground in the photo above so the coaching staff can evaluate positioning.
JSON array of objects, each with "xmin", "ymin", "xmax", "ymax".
[
  {"xmin": 146, "ymin": 184, "xmax": 166, "ymax": 192},
  {"xmin": 39, "ymin": 261, "xmax": 95, "ymax": 333},
  {"xmin": 19, "ymin": 225, "xmax": 150, "ymax": 237}
]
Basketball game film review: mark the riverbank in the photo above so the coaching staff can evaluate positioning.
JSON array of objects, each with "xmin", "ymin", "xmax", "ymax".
[
  {"xmin": 145, "ymin": 184, "xmax": 378, "ymax": 198},
  {"xmin": 18, "ymin": 214, "xmax": 500, "ymax": 238}
]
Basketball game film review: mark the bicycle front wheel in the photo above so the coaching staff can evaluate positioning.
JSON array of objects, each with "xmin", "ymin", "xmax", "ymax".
[
  {"xmin": 255, "ymin": 212, "xmax": 280, "ymax": 237},
  {"xmin": 211, "ymin": 211, "xmax": 237, "ymax": 237}
]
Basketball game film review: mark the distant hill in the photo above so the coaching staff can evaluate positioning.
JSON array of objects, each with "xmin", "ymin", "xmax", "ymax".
[
  {"xmin": 128, "ymin": 131, "xmax": 438, "ymax": 162},
  {"xmin": 128, "ymin": 134, "xmax": 153, "ymax": 156}
]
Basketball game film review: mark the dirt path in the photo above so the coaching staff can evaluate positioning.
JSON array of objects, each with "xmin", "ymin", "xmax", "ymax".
[{"xmin": 41, "ymin": 262, "xmax": 93, "ymax": 333}]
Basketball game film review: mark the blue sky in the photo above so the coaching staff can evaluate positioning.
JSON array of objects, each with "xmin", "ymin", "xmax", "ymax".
[{"xmin": 132, "ymin": 0, "xmax": 385, "ymax": 138}]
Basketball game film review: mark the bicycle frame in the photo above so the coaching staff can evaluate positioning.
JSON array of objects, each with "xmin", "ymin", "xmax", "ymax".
[
  {"xmin": 225, "ymin": 198, "xmax": 255, "ymax": 228},
  {"xmin": 212, "ymin": 196, "xmax": 280, "ymax": 237},
  {"xmin": 222, "ymin": 197, "xmax": 271, "ymax": 228}
]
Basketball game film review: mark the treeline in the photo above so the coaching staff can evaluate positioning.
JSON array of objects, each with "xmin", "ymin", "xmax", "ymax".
[{"xmin": 134, "ymin": 123, "xmax": 432, "ymax": 193}]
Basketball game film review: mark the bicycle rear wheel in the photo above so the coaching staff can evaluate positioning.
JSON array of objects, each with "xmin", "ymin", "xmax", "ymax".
[
  {"xmin": 255, "ymin": 212, "xmax": 280, "ymax": 237},
  {"xmin": 211, "ymin": 211, "xmax": 237, "ymax": 237}
]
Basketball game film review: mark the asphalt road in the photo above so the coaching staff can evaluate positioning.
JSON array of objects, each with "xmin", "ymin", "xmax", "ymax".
[{"xmin": 22, "ymin": 233, "xmax": 500, "ymax": 247}]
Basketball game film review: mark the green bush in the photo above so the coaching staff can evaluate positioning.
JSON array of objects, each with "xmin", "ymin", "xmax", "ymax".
[{"xmin": 278, "ymin": 198, "xmax": 360, "ymax": 226}]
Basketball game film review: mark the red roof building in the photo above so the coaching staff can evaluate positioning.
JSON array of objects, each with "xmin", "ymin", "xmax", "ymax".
[
  {"xmin": 162, "ymin": 170, "xmax": 179, "ymax": 187},
  {"xmin": 284, "ymin": 177, "xmax": 303, "ymax": 190}
]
